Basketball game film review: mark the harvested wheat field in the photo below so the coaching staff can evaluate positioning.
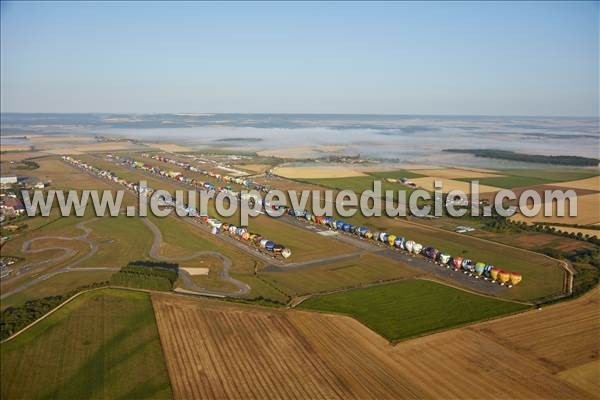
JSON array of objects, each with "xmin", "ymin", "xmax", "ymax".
[
  {"xmin": 153, "ymin": 289, "xmax": 598, "ymax": 399},
  {"xmin": 410, "ymin": 176, "xmax": 502, "ymax": 194},
  {"xmin": 274, "ymin": 166, "xmax": 366, "ymax": 179},
  {"xmin": 389, "ymin": 287, "xmax": 599, "ymax": 399},
  {"xmin": 152, "ymin": 294, "xmax": 422, "ymax": 400},
  {"xmin": 411, "ymin": 168, "xmax": 503, "ymax": 180},
  {"xmin": 549, "ymin": 175, "xmax": 600, "ymax": 191},
  {"xmin": 511, "ymin": 192, "xmax": 600, "ymax": 226}
]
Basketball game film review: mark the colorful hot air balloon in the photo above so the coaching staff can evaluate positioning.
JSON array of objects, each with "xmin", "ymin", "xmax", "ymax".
[
  {"xmin": 498, "ymin": 270, "xmax": 510, "ymax": 285},
  {"xmin": 461, "ymin": 259, "xmax": 474, "ymax": 272},
  {"xmin": 475, "ymin": 262, "xmax": 486, "ymax": 276},
  {"xmin": 394, "ymin": 237, "xmax": 405, "ymax": 249},
  {"xmin": 452, "ymin": 256, "xmax": 464, "ymax": 269},
  {"xmin": 365, "ymin": 231, "xmax": 373, "ymax": 239},
  {"xmin": 438, "ymin": 253, "xmax": 451, "ymax": 265},
  {"xmin": 510, "ymin": 272, "xmax": 522, "ymax": 286},
  {"xmin": 490, "ymin": 267, "xmax": 499, "ymax": 281},
  {"xmin": 387, "ymin": 234, "xmax": 397, "ymax": 247}
]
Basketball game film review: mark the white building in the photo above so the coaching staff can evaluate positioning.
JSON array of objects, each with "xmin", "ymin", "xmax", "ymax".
[{"xmin": 0, "ymin": 176, "xmax": 17, "ymax": 185}]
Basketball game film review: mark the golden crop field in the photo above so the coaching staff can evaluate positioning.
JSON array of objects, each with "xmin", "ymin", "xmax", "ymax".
[
  {"xmin": 274, "ymin": 166, "xmax": 367, "ymax": 179},
  {"xmin": 152, "ymin": 288, "xmax": 598, "ymax": 400},
  {"xmin": 511, "ymin": 192, "xmax": 600, "ymax": 226},
  {"xmin": 410, "ymin": 176, "xmax": 502, "ymax": 194},
  {"xmin": 549, "ymin": 175, "xmax": 600, "ymax": 191},
  {"xmin": 152, "ymin": 294, "xmax": 422, "ymax": 399}
]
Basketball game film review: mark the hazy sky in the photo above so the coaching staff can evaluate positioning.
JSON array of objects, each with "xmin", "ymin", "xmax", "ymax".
[{"xmin": 1, "ymin": 1, "xmax": 598, "ymax": 116}]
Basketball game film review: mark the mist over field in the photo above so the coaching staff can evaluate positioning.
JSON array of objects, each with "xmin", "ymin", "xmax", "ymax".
[{"xmin": 2, "ymin": 113, "xmax": 599, "ymax": 168}]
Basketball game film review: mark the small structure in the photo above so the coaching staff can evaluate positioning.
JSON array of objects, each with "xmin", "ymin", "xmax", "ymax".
[{"xmin": 0, "ymin": 176, "xmax": 17, "ymax": 185}]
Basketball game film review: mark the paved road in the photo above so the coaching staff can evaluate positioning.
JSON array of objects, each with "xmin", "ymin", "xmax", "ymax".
[
  {"xmin": 1, "ymin": 219, "xmax": 119, "ymax": 300},
  {"xmin": 142, "ymin": 217, "xmax": 251, "ymax": 297}
]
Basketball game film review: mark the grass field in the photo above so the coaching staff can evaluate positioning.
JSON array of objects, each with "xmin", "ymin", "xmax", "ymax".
[
  {"xmin": 301, "ymin": 169, "xmax": 423, "ymax": 201},
  {"xmin": 1, "ymin": 289, "xmax": 172, "ymax": 400},
  {"xmin": 457, "ymin": 168, "xmax": 600, "ymax": 189},
  {"xmin": 300, "ymin": 279, "xmax": 529, "ymax": 341},
  {"xmin": 260, "ymin": 253, "xmax": 422, "ymax": 297},
  {"xmin": 1, "ymin": 271, "xmax": 114, "ymax": 310}
]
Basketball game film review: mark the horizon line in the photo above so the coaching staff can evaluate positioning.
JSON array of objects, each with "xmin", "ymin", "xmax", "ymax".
[{"xmin": 1, "ymin": 111, "xmax": 599, "ymax": 119}]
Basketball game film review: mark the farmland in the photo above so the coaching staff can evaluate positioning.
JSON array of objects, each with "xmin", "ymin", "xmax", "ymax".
[
  {"xmin": 261, "ymin": 253, "xmax": 422, "ymax": 297},
  {"xmin": 151, "ymin": 293, "xmax": 421, "ymax": 399},
  {"xmin": 1, "ymin": 289, "xmax": 172, "ymax": 400},
  {"xmin": 300, "ymin": 279, "xmax": 529, "ymax": 340},
  {"xmin": 456, "ymin": 168, "xmax": 600, "ymax": 189},
  {"xmin": 152, "ymin": 289, "xmax": 596, "ymax": 400}
]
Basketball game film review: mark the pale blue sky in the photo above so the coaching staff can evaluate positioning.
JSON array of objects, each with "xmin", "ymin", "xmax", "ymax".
[{"xmin": 1, "ymin": 1, "xmax": 598, "ymax": 116}]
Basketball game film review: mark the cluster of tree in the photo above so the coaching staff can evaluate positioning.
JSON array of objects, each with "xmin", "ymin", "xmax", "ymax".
[
  {"xmin": 444, "ymin": 149, "xmax": 599, "ymax": 166},
  {"xmin": 13, "ymin": 160, "xmax": 40, "ymax": 170},
  {"xmin": 483, "ymin": 217, "xmax": 600, "ymax": 246},
  {"xmin": 110, "ymin": 261, "xmax": 179, "ymax": 291},
  {"xmin": 0, "ymin": 281, "xmax": 108, "ymax": 341}
]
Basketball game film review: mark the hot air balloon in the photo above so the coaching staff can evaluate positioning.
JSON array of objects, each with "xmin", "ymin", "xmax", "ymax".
[
  {"xmin": 394, "ymin": 237, "xmax": 405, "ymax": 249},
  {"xmin": 211, "ymin": 226, "xmax": 219, "ymax": 235},
  {"xmin": 242, "ymin": 232, "xmax": 250, "ymax": 240},
  {"xmin": 405, "ymin": 240, "xmax": 415, "ymax": 253},
  {"xmin": 413, "ymin": 243, "xmax": 423, "ymax": 254},
  {"xmin": 281, "ymin": 248, "xmax": 292, "ymax": 259},
  {"xmin": 379, "ymin": 232, "xmax": 389, "ymax": 242},
  {"xmin": 475, "ymin": 262, "xmax": 486, "ymax": 276},
  {"xmin": 498, "ymin": 270, "xmax": 510, "ymax": 285},
  {"xmin": 484, "ymin": 264, "xmax": 494, "ymax": 278},
  {"xmin": 273, "ymin": 244, "xmax": 283, "ymax": 253},
  {"xmin": 510, "ymin": 272, "xmax": 522, "ymax": 286},
  {"xmin": 259, "ymin": 239, "xmax": 269, "ymax": 248},
  {"xmin": 364, "ymin": 231, "xmax": 373, "ymax": 239},
  {"xmin": 461, "ymin": 259, "xmax": 474, "ymax": 272},
  {"xmin": 438, "ymin": 253, "xmax": 451, "ymax": 265},
  {"xmin": 265, "ymin": 241, "xmax": 275, "ymax": 251},
  {"xmin": 387, "ymin": 234, "xmax": 397, "ymax": 247},
  {"xmin": 305, "ymin": 212, "xmax": 313, "ymax": 221},
  {"xmin": 452, "ymin": 256, "xmax": 464, "ymax": 270},
  {"xmin": 490, "ymin": 268, "xmax": 499, "ymax": 281}
]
